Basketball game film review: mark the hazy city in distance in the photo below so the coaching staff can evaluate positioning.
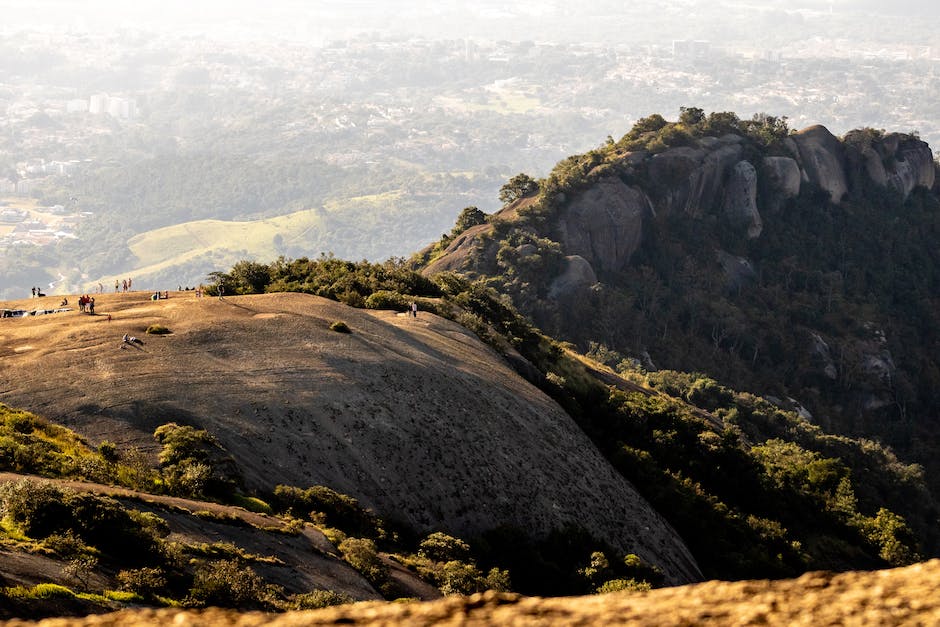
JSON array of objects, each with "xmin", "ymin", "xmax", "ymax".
[{"xmin": 1, "ymin": 0, "xmax": 938, "ymax": 297}]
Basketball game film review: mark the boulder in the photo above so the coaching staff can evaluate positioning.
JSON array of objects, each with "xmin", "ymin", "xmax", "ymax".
[
  {"xmin": 884, "ymin": 134, "xmax": 936, "ymax": 198},
  {"xmin": 716, "ymin": 250, "xmax": 757, "ymax": 291},
  {"xmin": 861, "ymin": 147, "xmax": 888, "ymax": 187},
  {"xmin": 648, "ymin": 141, "xmax": 744, "ymax": 217},
  {"xmin": 549, "ymin": 255, "xmax": 598, "ymax": 299},
  {"xmin": 557, "ymin": 177, "xmax": 650, "ymax": 273},
  {"xmin": 762, "ymin": 156, "xmax": 802, "ymax": 199},
  {"xmin": 809, "ymin": 332, "xmax": 838, "ymax": 381},
  {"xmin": 721, "ymin": 161, "xmax": 762, "ymax": 239},
  {"xmin": 790, "ymin": 125, "xmax": 849, "ymax": 203},
  {"xmin": 422, "ymin": 223, "xmax": 497, "ymax": 276}
]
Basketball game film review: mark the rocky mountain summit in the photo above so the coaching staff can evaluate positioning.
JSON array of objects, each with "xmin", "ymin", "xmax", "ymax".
[
  {"xmin": 420, "ymin": 116, "xmax": 940, "ymax": 498},
  {"xmin": 428, "ymin": 124, "xmax": 935, "ymax": 283}
]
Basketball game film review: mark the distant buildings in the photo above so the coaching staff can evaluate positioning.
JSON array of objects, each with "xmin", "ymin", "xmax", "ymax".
[
  {"xmin": 87, "ymin": 93, "xmax": 136, "ymax": 119},
  {"xmin": 673, "ymin": 40, "xmax": 711, "ymax": 59}
]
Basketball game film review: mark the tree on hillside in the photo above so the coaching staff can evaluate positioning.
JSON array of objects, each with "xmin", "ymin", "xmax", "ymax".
[
  {"xmin": 230, "ymin": 260, "xmax": 271, "ymax": 294},
  {"xmin": 702, "ymin": 111, "xmax": 741, "ymax": 136},
  {"xmin": 679, "ymin": 106, "xmax": 705, "ymax": 127},
  {"xmin": 450, "ymin": 206, "xmax": 487, "ymax": 237},
  {"xmin": 499, "ymin": 173, "xmax": 539, "ymax": 204},
  {"xmin": 629, "ymin": 113, "xmax": 668, "ymax": 136},
  {"xmin": 744, "ymin": 113, "xmax": 790, "ymax": 145}
]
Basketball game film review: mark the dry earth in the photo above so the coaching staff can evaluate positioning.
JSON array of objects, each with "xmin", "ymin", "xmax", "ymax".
[
  {"xmin": 5, "ymin": 559, "xmax": 939, "ymax": 626},
  {"xmin": 0, "ymin": 292, "xmax": 699, "ymax": 583}
]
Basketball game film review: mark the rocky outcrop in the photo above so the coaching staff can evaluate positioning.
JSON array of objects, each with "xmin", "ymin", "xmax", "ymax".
[
  {"xmin": 556, "ymin": 176, "xmax": 650, "ymax": 273},
  {"xmin": 721, "ymin": 161, "xmax": 762, "ymax": 238},
  {"xmin": 787, "ymin": 125, "xmax": 849, "ymax": 203},
  {"xmin": 647, "ymin": 138, "xmax": 743, "ymax": 217},
  {"xmin": 549, "ymin": 255, "xmax": 597, "ymax": 299},
  {"xmin": 762, "ymin": 156, "xmax": 802, "ymax": 200},
  {"xmin": 809, "ymin": 332, "xmax": 838, "ymax": 381},
  {"xmin": 886, "ymin": 134, "xmax": 936, "ymax": 198},
  {"xmin": 422, "ymin": 223, "xmax": 498, "ymax": 276},
  {"xmin": 716, "ymin": 250, "xmax": 757, "ymax": 291}
]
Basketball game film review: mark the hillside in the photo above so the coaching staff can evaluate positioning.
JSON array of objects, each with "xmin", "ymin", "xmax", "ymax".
[
  {"xmin": 419, "ymin": 113, "xmax": 940, "ymax": 500},
  {"xmin": 0, "ymin": 291, "xmax": 699, "ymax": 585},
  {"xmin": 7, "ymin": 560, "xmax": 940, "ymax": 626},
  {"xmin": 0, "ymin": 472, "xmax": 389, "ymax": 602}
]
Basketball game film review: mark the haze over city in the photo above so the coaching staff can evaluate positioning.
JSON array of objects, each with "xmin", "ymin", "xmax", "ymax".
[{"xmin": 1, "ymin": 0, "xmax": 938, "ymax": 296}]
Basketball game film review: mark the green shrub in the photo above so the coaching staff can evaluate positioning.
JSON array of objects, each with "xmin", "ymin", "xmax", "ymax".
[
  {"xmin": 42, "ymin": 530, "xmax": 92, "ymax": 558},
  {"xmin": 329, "ymin": 320, "xmax": 351, "ymax": 333},
  {"xmin": 365, "ymin": 290, "xmax": 410, "ymax": 311},
  {"xmin": 231, "ymin": 494, "xmax": 273, "ymax": 514},
  {"xmin": 338, "ymin": 537, "xmax": 389, "ymax": 587},
  {"xmin": 0, "ymin": 479, "xmax": 72, "ymax": 538},
  {"xmin": 596, "ymin": 578, "xmax": 651, "ymax": 593},
  {"xmin": 117, "ymin": 567, "xmax": 169, "ymax": 597},
  {"xmin": 153, "ymin": 423, "xmax": 241, "ymax": 499},
  {"xmin": 271, "ymin": 485, "xmax": 381, "ymax": 539},
  {"xmin": 186, "ymin": 559, "xmax": 278, "ymax": 609},
  {"xmin": 289, "ymin": 589, "xmax": 353, "ymax": 609},
  {"xmin": 97, "ymin": 441, "xmax": 119, "ymax": 464},
  {"xmin": 145, "ymin": 324, "xmax": 171, "ymax": 335},
  {"xmin": 418, "ymin": 532, "xmax": 471, "ymax": 563}
]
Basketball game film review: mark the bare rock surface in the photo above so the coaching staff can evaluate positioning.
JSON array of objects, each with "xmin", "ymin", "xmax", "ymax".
[
  {"xmin": 9, "ymin": 560, "xmax": 940, "ymax": 626},
  {"xmin": 0, "ymin": 291, "xmax": 699, "ymax": 584},
  {"xmin": 721, "ymin": 160, "xmax": 762, "ymax": 238},
  {"xmin": 762, "ymin": 156, "xmax": 802, "ymax": 200},
  {"xmin": 886, "ymin": 134, "xmax": 936, "ymax": 197},
  {"xmin": 789, "ymin": 125, "xmax": 849, "ymax": 203},
  {"xmin": 548, "ymin": 255, "xmax": 597, "ymax": 299},
  {"xmin": 556, "ymin": 177, "xmax": 649, "ymax": 272}
]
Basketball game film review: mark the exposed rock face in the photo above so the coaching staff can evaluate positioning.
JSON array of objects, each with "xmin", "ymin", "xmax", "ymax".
[
  {"xmin": 556, "ymin": 176, "xmax": 650, "ymax": 273},
  {"xmin": 809, "ymin": 333, "xmax": 839, "ymax": 381},
  {"xmin": 0, "ymin": 292, "xmax": 702, "ymax": 585},
  {"xmin": 788, "ymin": 125, "xmax": 849, "ymax": 203},
  {"xmin": 647, "ymin": 139, "xmax": 743, "ymax": 217},
  {"xmin": 422, "ymin": 223, "xmax": 498, "ymax": 276},
  {"xmin": 425, "ymin": 123, "xmax": 936, "ymax": 302},
  {"xmin": 886, "ymin": 134, "xmax": 936, "ymax": 197},
  {"xmin": 762, "ymin": 156, "xmax": 802, "ymax": 200},
  {"xmin": 716, "ymin": 250, "xmax": 757, "ymax": 291},
  {"xmin": 549, "ymin": 255, "xmax": 597, "ymax": 299},
  {"xmin": 721, "ymin": 161, "xmax": 762, "ymax": 238}
]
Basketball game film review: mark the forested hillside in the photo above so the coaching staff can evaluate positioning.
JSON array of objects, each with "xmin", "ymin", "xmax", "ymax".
[{"xmin": 417, "ymin": 109, "xmax": 940, "ymax": 503}]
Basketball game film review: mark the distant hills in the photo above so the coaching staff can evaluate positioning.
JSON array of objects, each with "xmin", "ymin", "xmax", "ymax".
[{"xmin": 2, "ymin": 111, "xmax": 939, "ymax": 617}]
